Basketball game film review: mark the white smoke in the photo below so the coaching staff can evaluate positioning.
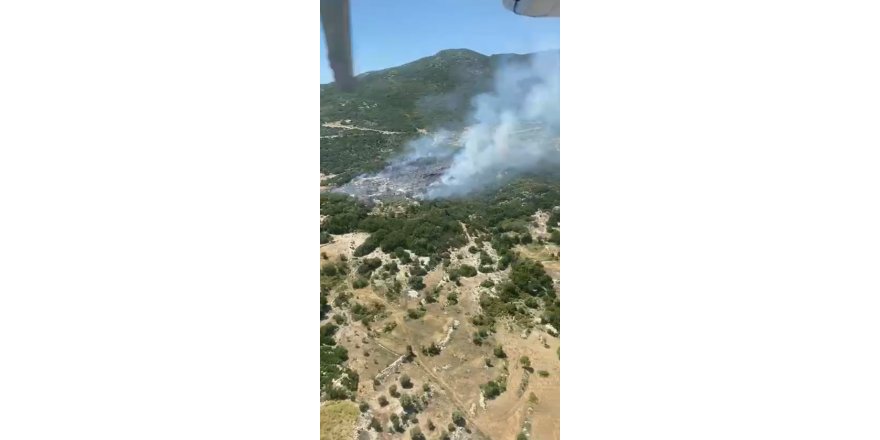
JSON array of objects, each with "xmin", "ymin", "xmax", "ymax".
[
  {"xmin": 424, "ymin": 50, "xmax": 560, "ymax": 198},
  {"xmin": 336, "ymin": 51, "xmax": 560, "ymax": 201}
]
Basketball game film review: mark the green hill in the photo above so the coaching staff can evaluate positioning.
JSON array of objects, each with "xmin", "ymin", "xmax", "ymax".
[{"xmin": 320, "ymin": 49, "xmax": 536, "ymax": 184}]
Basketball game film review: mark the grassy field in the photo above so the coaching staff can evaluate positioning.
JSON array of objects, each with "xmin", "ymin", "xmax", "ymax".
[{"xmin": 320, "ymin": 401, "xmax": 359, "ymax": 440}]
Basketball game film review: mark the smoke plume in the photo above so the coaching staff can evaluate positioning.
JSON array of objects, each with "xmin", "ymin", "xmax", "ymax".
[
  {"xmin": 334, "ymin": 50, "xmax": 560, "ymax": 201},
  {"xmin": 424, "ymin": 50, "xmax": 560, "ymax": 198}
]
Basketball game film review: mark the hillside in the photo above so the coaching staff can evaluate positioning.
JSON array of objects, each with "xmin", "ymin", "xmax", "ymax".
[
  {"xmin": 320, "ymin": 49, "xmax": 538, "ymax": 185},
  {"xmin": 319, "ymin": 49, "xmax": 561, "ymax": 440}
]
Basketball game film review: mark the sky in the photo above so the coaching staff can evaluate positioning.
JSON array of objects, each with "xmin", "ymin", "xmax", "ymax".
[{"xmin": 320, "ymin": 0, "xmax": 559, "ymax": 84}]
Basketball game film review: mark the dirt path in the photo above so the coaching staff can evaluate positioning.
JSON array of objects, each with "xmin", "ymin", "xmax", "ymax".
[
  {"xmin": 378, "ymin": 327, "xmax": 492, "ymax": 439},
  {"xmin": 322, "ymin": 121, "xmax": 403, "ymax": 135}
]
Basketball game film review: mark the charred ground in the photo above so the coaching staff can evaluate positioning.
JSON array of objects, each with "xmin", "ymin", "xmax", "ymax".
[{"xmin": 320, "ymin": 49, "xmax": 560, "ymax": 440}]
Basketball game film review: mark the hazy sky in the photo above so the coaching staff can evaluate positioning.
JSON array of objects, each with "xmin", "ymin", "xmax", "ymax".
[{"xmin": 320, "ymin": 0, "xmax": 560, "ymax": 84}]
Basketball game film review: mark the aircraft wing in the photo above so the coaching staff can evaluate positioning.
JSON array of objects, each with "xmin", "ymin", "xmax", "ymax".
[
  {"xmin": 502, "ymin": 0, "xmax": 560, "ymax": 17},
  {"xmin": 320, "ymin": 0, "xmax": 355, "ymax": 91}
]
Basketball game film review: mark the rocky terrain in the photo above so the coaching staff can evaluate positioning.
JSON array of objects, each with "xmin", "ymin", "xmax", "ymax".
[{"xmin": 320, "ymin": 49, "xmax": 560, "ymax": 440}]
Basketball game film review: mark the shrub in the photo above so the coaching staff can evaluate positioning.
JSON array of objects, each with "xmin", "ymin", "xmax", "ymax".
[
  {"xmin": 411, "ymin": 266, "xmax": 428, "ymax": 276},
  {"xmin": 457, "ymin": 264, "xmax": 477, "ymax": 277},
  {"xmin": 537, "ymin": 370, "xmax": 550, "ymax": 378},
  {"xmin": 452, "ymin": 411, "xmax": 466, "ymax": 427},
  {"xmin": 481, "ymin": 379, "xmax": 506, "ymax": 399},
  {"xmin": 410, "ymin": 426, "xmax": 426, "ymax": 440},
  {"xmin": 494, "ymin": 345, "xmax": 507, "ymax": 359},
  {"xmin": 320, "ymin": 262, "xmax": 338, "ymax": 277},
  {"xmin": 400, "ymin": 393, "xmax": 418, "ymax": 413},
  {"xmin": 357, "ymin": 258, "xmax": 382, "ymax": 276},
  {"xmin": 384, "ymin": 261, "xmax": 399, "ymax": 274},
  {"xmin": 400, "ymin": 374, "xmax": 413, "ymax": 389},
  {"xmin": 519, "ymin": 356, "xmax": 532, "ymax": 370},
  {"xmin": 408, "ymin": 275, "xmax": 425, "ymax": 290},
  {"xmin": 422, "ymin": 342, "xmax": 441, "ymax": 356},
  {"xmin": 480, "ymin": 279, "xmax": 495, "ymax": 288},
  {"xmin": 378, "ymin": 395, "xmax": 389, "ymax": 406},
  {"xmin": 389, "ymin": 385, "xmax": 399, "ymax": 397},
  {"xmin": 352, "ymin": 277, "xmax": 369, "ymax": 289},
  {"xmin": 446, "ymin": 292, "xmax": 458, "ymax": 305}
]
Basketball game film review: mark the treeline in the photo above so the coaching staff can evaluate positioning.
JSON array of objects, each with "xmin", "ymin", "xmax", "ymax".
[
  {"xmin": 354, "ymin": 206, "xmax": 467, "ymax": 257},
  {"xmin": 320, "ymin": 132, "xmax": 413, "ymax": 184},
  {"xmin": 320, "ymin": 177, "xmax": 559, "ymax": 258},
  {"xmin": 320, "ymin": 322, "xmax": 359, "ymax": 400},
  {"xmin": 320, "ymin": 193, "xmax": 370, "ymax": 234}
]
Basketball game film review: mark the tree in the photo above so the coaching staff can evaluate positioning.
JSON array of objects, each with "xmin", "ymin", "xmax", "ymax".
[
  {"xmin": 519, "ymin": 355, "xmax": 531, "ymax": 369},
  {"xmin": 446, "ymin": 291, "xmax": 458, "ymax": 305},
  {"xmin": 410, "ymin": 426, "xmax": 426, "ymax": 440},
  {"xmin": 452, "ymin": 411, "xmax": 466, "ymax": 427},
  {"xmin": 422, "ymin": 342, "xmax": 440, "ymax": 356},
  {"xmin": 359, "ymin": 401, "xmax": 370, "ymax": 412},
  {"xmin": 378, "ymin": 395, "xmax": 389, "ymax": 406},
  {"xmin": 481, "ymin": 379, "xmax": 505, "ymax": 399},
  {"xmin": 320, "ymin": 262, "xmax": 338, "ymax": 277},
  {"xmin": 400, "ymin": 374, "xmax": 413, "ymax": 389},
  {"xmin": 457, "ymin": 264, "xmax": 477, "ymax": 277},
  {"xmin": 409, "ymin": 275, "xmax": 426, "ymax": 290},
  {"xmin": 494, "ymin": 345, "xmax": 507, "ymax": 359},
  {"xmin": 389, "ymin": 384, "xmax": 399, "ymax": 397},
  {"xmin": 400, "ymin": 393, "xmax": 418, "ymax": 413},
  {"xmin": 369, "ymin": 417, "xmax": 383, "ymax": 432}
]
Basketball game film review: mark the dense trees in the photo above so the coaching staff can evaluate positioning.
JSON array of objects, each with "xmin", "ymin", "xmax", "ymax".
[
  {"xmin": 319, "ymin": 323, "xmax": 358, "ymax": 400},
  {"xmin": 320, "ymin": 193, "xmax": 369, "ymax": 234},
  {"xmin": 509, "ymin": 258, "xmax": 554, "ymax": 296}
]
